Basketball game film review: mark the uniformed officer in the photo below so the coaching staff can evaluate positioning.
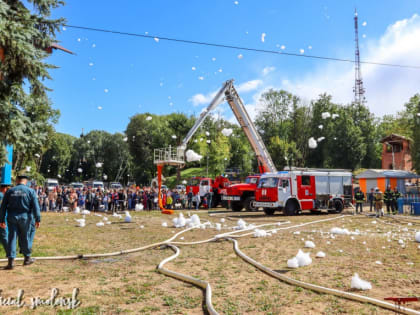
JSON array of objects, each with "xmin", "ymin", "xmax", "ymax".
[
  {"xmin": 0, "ymin": 183, "xmax": 10, "ymax": 254},
  {"xmin": 391, "ymin": 187, "xmax": 401, "ymax": 215},
  {"xmin": 354, "ymin": 188, "xmax": 365, "ymax": 214},
  {"xmin": 374, "ymin": 187, "xmax": 384, "ymax": 218},
  {"xmin": 384, "ymin": 186, "xmax": 393, "ymax": 215},
  {"xmin": 0, "ymin": 173, "xmax": 41, "ymax": 270}
]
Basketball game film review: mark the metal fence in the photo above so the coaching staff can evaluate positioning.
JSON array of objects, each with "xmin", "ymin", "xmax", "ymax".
[{"xmin": 399, "ymin": 193, "xmax": 420, "ymax": 215}]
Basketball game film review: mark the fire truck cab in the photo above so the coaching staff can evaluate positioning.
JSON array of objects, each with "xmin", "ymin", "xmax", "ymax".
[
  {"xmin": 222, "ymin": 175, "xmax": 260, "ymax": 211},
  {"xmin": 255, "ymin": 169, "xmax": 353, "ymax": 215}
]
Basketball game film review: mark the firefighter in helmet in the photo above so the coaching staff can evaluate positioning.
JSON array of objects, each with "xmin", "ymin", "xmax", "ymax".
[
  {"xmin": 391, "ymin": 187, "xmax": 401, "ymax": 215},
  {"xmin": 354, "ymin": 188, "xmax": 365, "ymax": 214},
  {"xmin": 384, "ymin": 186, "xmax": 393, "ymax": 215},
  {"xmin": 374, "ymin": 187, "xmax": 384, "ymax": 218}
]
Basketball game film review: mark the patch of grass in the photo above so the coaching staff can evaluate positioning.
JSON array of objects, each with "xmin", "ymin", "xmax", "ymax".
[
  {"xmin": 165, "ymin": 167, "xmax": 206, "ymax": 188},
  {"xmin": 57, "ymin": 306, "xmax": 101, "ymax": 314}
]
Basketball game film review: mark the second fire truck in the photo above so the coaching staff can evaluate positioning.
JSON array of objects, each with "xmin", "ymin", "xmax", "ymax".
[{"xmin": 255, "ymin": 168, "xmax": 353, "ymax": 215}]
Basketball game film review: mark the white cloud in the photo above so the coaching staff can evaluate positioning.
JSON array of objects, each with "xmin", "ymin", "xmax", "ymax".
[
  {"xmin": 189, "ymin": 79, "xmax": 263, "ymax": 107},
  {"xmin": 253, "ymin": 14, "xmax": 420, "ymax": 116},
  {"xmin": 189, "ymin": 91, "xmax": 217, "ymax": 106},
  {"xmin": 236, "ymin": 79, "xmax": 263, "ymax": 93},
  {"xmin": 262, "ymin": 66, "xmax": 276, "ymax": 76}
]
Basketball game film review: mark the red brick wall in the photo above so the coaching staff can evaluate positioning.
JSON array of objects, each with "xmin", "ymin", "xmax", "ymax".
[{"xmin": 381, "ymin": 140, "xmax": 412, "ymax": 171}]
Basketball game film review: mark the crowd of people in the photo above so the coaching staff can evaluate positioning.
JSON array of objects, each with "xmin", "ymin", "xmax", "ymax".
[{"xmin": 33, "ymin": 185, "xmax": 213, "ymax": 212}]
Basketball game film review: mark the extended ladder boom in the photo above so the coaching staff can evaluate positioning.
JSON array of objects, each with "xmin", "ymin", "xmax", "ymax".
[
  {"xmin": 179, "ymin": 81, "xmax": 230, "ymax": 150},
  {"xmin": 178, "ymin": 79, "xmax": 277, "ymax": 174},
  {"xmin": 224, "ymin": 81, "xmax": 277, "ymax": 173}
]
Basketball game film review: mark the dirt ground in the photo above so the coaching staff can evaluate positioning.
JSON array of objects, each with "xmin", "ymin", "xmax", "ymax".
[{"xmin": 0, "ymin": 207, "xmax": 419, "ymax": 314}]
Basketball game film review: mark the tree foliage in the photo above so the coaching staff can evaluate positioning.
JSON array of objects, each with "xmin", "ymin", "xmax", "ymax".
[{"xmin": 0, "ymin": 0, "xmax": 64, "ymax": 166}]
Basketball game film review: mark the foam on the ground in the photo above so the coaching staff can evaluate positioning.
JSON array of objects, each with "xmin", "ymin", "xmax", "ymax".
[
  {"xmin": 305, "ymin": 240, "xmax": 315, "ymax": 248},
  {"xmin": 124, "ymin": 211, "xmax": 132, "ymax": 223},
  {"xmin": 287, "ymin": 257, "xmax": 299, "ymax": 268},
  {"xmin": 351, "ymin": 273, "xmax": 372, "ymax": 290},
  {"xmin": 415, "ymin": 231, "xmax": 420, "ymax": 243}
]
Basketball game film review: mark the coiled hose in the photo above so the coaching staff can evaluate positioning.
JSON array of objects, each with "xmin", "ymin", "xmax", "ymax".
[{"xmin": 157, "ymin": 244, "xmax": 219, "ymax": 315}]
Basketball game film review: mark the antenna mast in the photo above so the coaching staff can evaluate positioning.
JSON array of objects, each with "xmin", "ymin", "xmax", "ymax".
[{"xmin": 353, "ymin": 9, "xmax": 366, "ymax": 104}]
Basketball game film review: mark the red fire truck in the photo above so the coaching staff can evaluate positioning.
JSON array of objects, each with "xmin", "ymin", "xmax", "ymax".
[
  {"xmin": 198, "ymin": 176, "xmax": 231, "ymax": 208},
  {"xmin": 255, "ymin": 169, "xmax": 353, "ymax": 215},
  {"xmin": 222, "ymin": 175, "xmax": 261, "ymax": 211}
]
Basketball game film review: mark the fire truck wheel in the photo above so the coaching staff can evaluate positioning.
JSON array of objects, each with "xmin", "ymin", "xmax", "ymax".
[
  {"xmin": 231, "ymin": 201, "xmax": 243, "ymax": 212},
  {"xmin": 263, "ymin": 208, "xmax": 275, "ymax": 215},
  {"xmin": 284, "ymin": 201, "xmax": 299, "ymax": 216},
  {"xmin": 244, "ymin": 197, "xmax": 257, "ymax": 211},
  {"xmin": 331, "ymin": 199, "xmax": 344, "ymax": 213}
]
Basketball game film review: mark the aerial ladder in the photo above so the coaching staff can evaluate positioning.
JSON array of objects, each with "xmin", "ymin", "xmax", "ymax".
[
  {"xmin": 154, "ymin": 79, "xmax": 276, "ymax": 213},
  {"xmin": 176, "ymin": 79, "xmax": 277, "ymax": 173}
]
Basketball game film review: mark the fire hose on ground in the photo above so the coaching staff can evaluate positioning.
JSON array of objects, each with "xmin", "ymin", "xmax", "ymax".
[
  {"xmin": 0, "ymin": 214, "xmax": 418, "ymax": 314},
  {"xmin": 157, "ymin": 244, "xmax": 219, "ymax": 315},
  {"xmin": 227, "ymin": 237, "xmax": 420, "ymax": 315}
]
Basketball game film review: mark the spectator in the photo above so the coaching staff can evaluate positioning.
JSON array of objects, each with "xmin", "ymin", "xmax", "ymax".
[
  {"xmin": 187, "ymin": 189, "xmax": 193, "ymax": 210},
  {"xmin": 78, "ymin": 191, "xmax": 85, "ymax": 210},
  {"xmin": 194, "ymin": 192, "xmax": 200, "ymax": 210},
  {"xmin": 118, "ymin": 189, "xmax": 125, "ymax": 211},
  {"xmin": 48, "ymin": 188, "xmax": 57, "ymax": 212},
  {"xmin": 367, "ymin": 188, "xmax": 375, "ymax": 212},
  {"xmin": 166, "ymin": 193, "xmax": 173, "ymax": 209},
  {"xmin": 56, "ymin": 188, "xmax": 63, "ymax": 212},
  {"xmin": 142, "ymin": 190, "xmax": 148, "ymax": 210},
  {"xmin": 69, "ymin": 189, "xmax": 78, "ymax": 211},
  {"xmin": 85, "ymin": 188, "xmax": 93, "ymax": 211},
  {"xmin": 103, "ymin": 192, "xmax": 109, "ymax": 211},
  {"xmin": 39, "ymin": 189, "xmax": 48, "ymax": 212},
  {"xmin": 93, "ymin": 191, "xmax": 101, "ymax": 212}
]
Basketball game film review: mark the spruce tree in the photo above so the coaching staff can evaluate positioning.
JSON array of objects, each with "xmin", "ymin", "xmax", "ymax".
[{"xmin": 0, "ymin": 0, "xmax": 64, "ymax": 167}]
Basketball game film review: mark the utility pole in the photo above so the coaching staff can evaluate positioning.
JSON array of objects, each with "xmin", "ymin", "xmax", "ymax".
[{"xmin": 353, "ymin": 9, "xmax": 366, "ymax": 105}]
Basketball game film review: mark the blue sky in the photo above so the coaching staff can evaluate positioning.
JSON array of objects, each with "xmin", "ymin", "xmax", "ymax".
[{"xmin": 46, "ymin": 1, "xmax": 420, "ymax": 137}]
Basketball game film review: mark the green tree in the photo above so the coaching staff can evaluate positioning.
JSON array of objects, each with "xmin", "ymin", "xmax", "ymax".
[
  {"xmin": 268, "ymin": 136, "xmax": 300, "ymax": 170},
  {"xmin": 227, "ymin": 125, "xmax": 253, "ymax": 176},
  {"xmin": 289, "ymin": 102, "xmax": 311, "ymax": 166},
  {"xmin": 126, "ymin": 113, "xmax": 173, "ymax": 185},
  {"xmin": 255, "ymin": 89, "xmax": 297, "ymax": 143},
  {"xmin": 207, "ymin": 134, "xmax": 230, "ymax": 177},
  {"xmin": 405, "ymin": 94, "xmax": 420, "ymax": 173},
  {"xmin": 167, "ymin": 113, "xmax": 195, "ymax": 182},
  {"xmin": 40, "ymin": 132, "xmax": 75, "ymax": 179},
  {"xmin": 255, "ymin": 89, "xmax": 300, "ymax": 169},
  {"xmin": 324, "ymin": 108, "xmax": 365, "ymax": 169},
  {"xmin": 347, "ymin": 102, "xmax": 380, "ymax": 168},
  {"xmin": 0, "ymin": 0, "xmax": 64, "ymax": 166},
  {"xmin": 306, "ymin": 94, "xmax": 339, "ymax": 167}
]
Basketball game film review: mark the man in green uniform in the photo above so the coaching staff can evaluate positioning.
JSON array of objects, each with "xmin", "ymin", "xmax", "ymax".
[
  {"xmin": 354, "ymin": 188, "xmax": 365, "ymax": 214},
  {"xmin": 384, "ymin": 186, "xmax": 393, "ymax": 215},
  {"xmin": 0, "ymin": 173, "xmax": 41, "ymax": 269},
  {"xmin": 391, "ymin": 187, "xmax": 401, "ymax": 215},
  {"xmin": 0, "ymin": 184, "xmax": 10, "ymax": 254}
]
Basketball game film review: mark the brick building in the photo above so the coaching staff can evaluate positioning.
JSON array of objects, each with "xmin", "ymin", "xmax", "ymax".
[{"xmin": 381, "ymin": 134, "xmax": 412, "ymax": 171}]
